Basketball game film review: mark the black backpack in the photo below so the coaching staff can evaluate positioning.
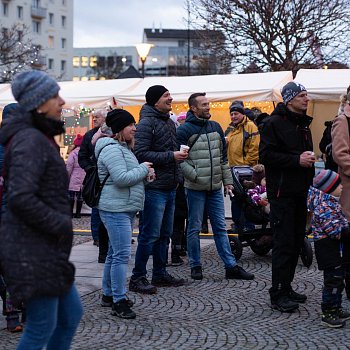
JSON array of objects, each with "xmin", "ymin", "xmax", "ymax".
[
  {"xmin": 319, "ymin": 117, "xmax": 350, "ymax": 172},
  {"xmin": 82, "ymin": 143, "xmax": 114, "ymax": 208}
]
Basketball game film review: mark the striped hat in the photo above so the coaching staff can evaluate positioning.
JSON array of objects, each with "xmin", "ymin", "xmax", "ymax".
[{"xmin": 313, "ymin": 169, "xmax": 341, "ymax": 194}]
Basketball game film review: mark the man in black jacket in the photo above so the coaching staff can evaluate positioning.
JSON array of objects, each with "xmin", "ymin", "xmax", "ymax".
[
  {"xmin": 129, "ymin": 85, "xmax": 188, "ymax": 294},
  {"xmin": 259, "ymin": 82, "xmax": 315, "ymax": 312},
  {"xmin": 78, "ymin": 109, "xmax": 108, "ymax": 262}
]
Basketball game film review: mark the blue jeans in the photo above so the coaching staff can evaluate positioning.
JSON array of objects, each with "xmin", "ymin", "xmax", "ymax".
[
  {"xmin": 132, "ymin": 189, "xmax": 176, "ymax": 278},
  {"xmin": 100, "ymin": 210, "xmax": 135, "ymax": 303},
  {"xmin": 185, "ymin": 188, "xmax": 236, "ymax": 269},
  {"xmin": 90, "ymin": 207, "xmax": 101, "ymax": 241},
  {"xmin": 17, "ymin": 284, "xmax": 83, "ymax": 350}
]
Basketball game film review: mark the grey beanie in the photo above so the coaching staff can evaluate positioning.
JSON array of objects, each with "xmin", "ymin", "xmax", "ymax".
[
  {"xmin": 281, "ymin": 81, "xmax": 307, "ymax": 105},
  {"xmin": 229, "ymin": 100, "xmax": 245, "ymax": 114},
  {"xmin": 11, "ymin": 70, "xmax": 60, "ymax": 112}
]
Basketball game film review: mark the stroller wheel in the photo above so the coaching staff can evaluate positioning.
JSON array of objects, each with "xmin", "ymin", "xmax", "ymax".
[
  {"xmin": 228, "ymin": 235, "xmax": 243, "ymax": 261},
  {"xmin": 300, "ymin": 237, "xmax": 313, "ymax": 268},
  {"xmin": 250, "ymin": 237, "xmax": 272, "ymax": 256}
]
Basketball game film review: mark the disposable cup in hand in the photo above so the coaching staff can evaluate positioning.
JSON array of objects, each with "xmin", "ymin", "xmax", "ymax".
[{"xmin": 180, "ymin": 145, "xmax": 190, "ymax": 152}]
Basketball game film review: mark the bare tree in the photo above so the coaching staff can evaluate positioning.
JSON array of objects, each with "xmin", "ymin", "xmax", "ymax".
[
  {"xmin": 0, "ymin": 23, "xmax": 43, "ymax": 83},
  {"xmin": 189, "ymin": 0, "xmax": 350, "ymax": 73}
]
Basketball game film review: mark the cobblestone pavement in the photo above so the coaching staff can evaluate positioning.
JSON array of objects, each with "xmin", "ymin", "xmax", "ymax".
[{"xmin": 2, "ymin": 217, "xmax": 350, "ymax": 349}]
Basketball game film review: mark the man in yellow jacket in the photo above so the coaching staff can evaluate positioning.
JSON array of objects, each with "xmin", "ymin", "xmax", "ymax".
[
  {"xmin": 225, "ymin": 101, "xmax": 260, "ymax": 167},
  {"xmin": 225, "ymin": 101, "xmax": 260, "ymax": 231}
]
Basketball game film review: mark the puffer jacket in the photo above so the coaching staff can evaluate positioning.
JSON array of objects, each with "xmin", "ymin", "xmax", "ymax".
[
  {"xmin": 307, "ymin": 186, "xmax": 350, "ymax": 269},
  {"xmin": 134, "ymin": 104, "xmax": 180, "ymax": 191},
  {"xmin": 95, "ymin": 137, "xmax": 148, "ymax": 213},
  {"xmin": 66, "ymin": 147, "xmax": 85, "ymax": 191},
  {"xmin": 0, "ymin": 107, "xmax": 74, "ymax": 305},
  {"xmin": 176, "ymin": 111, "xmax": 233, "ymax": 191},
  {"xmin": 225, "ymin": 116, "xmax": 260, "ymax": 166},
  {"xmin": 259, "ymin": 103, "xmax": 314, "ymax": 198}
]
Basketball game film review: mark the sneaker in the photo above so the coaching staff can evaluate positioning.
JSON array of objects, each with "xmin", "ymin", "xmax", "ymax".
[
  {"xmin": 6, "ymin": 313, "xmax": 23, "ymax": 333},
  {"xmin": 191, "ymin": 266, "xmax": 203, "ymax": 280},
  {"xmin": 152, "ymin": 272, "xmax": 186, "ymax": 287},
  {"xmin": 101, "ymin": 294, "xmax": 113, "ymax": 307},
  {"xmin": 336, "ymin": 308, "xmax": 350, "ymax": 321},
  {"xmin": 321, "ymin": 310, "xmax": 345, "ymax": 328},
  {"xmin": 289, "ymin": 290, "xmax": 307, "ymax": 304},
  {"xmin": 111, "ymin": 299, "xmax": 136, "ymax": 319},
  {"xmin": 129, "ymin": 276, "xmax": 157, "ymax": 295},
  {"xmin": 101, "ymin": 294, "xmax": 134, "ymax": 308},
  {"xmin": 171, "ymin": 255, "xmax": 184, "ymax": 266},
  {"xmin": 271, "ymin": 295, "xmax": 299, "ymax": 313},
  {"xmin": 225, "ymin": 265, "xmax": 255, "ymax": 280}
]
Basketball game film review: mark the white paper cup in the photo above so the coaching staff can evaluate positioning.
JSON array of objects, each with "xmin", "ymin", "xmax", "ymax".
[{"xmin": 180, "ymin": 145, "xmax": 190, "ymax": 152}]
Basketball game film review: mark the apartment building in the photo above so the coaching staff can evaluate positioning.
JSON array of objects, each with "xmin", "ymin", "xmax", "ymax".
[{"xmin": 0, "ymin": 0, "xmax": 73, "ymax": 81}]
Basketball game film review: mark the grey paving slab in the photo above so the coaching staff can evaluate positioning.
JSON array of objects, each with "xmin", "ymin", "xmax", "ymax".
[{"xmin": 2, "ymin": 231, "xmax": 350, "ymax": 349}]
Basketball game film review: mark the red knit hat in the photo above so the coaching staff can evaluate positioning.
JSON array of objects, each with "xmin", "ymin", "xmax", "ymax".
[{"xmin": 73, "ymin": 134, "xmax": 83, "ymax": 147}]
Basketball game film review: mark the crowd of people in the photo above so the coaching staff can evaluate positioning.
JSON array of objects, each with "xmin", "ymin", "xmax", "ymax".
[{"xmin": 1, "ymin": 70, "xmax": 350, "ymax": 348}]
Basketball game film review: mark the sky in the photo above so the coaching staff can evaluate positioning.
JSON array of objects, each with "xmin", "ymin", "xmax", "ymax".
[{"xmin": 73, "ymin": 0, "xmax": 188, "ymax": 48}]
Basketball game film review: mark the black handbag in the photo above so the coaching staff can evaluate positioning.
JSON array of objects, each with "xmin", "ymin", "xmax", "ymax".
[{"xmin": 82, "ymin": 144, "xmax": 113, "ymax": 208}]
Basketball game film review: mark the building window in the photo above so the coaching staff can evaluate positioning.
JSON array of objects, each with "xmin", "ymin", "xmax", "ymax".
[
  {"xmin": 61, "ymin": 60, "xmax": 66, "ymax": 71},
  {"xmin": 48, "ymin": 35, "xmax": 54, "ymax": 48},
  {"xmin": 73, "ymin": 77, "xmax": 80, "ymax": 81},
  {"xmin": 17, "ymin": 6, "xmax": 23, "ymax": 19},
  {"xmin": 61, "ymin": 38, "xmax": 66, "ymax": 49},
  {"xmin": 3, "ymin": 3, "xmax": 8, "ymax": 16},
  {"xmin": 62, "ymin": 0, "xmax": 66, "ymax": 5},
  {"xmin": 32, "ymin": 0, "xmax": 40, "ymax": 7},
  {"xmin": 90, "ymin": 56, "xmax": 97, "ymax": 67},
  {"xmin": 49, "ymin": 13, "xmax": 54, "ymax": 25},
  {"xmin": 81, "ymin": 56, "xmax": 88, "ymax": 67},
  {"xmin": 2, "ymin": 28, "xmax": 8, "ymax": 39},
  {"xmin": 73, "ymin": 56, "xmax": 80, "ymax": 67},
  {"xmin": 33, "ymin": 21, "xmax": 41, "ymax": 34},
  {"xmin": 81, "ymin": 76, "xmax": 88, "ymax": 81},
  {"xmin": 61, "ymin": 16, "xmax": 66, "ymax": 28},
  {"xmin": 89, "ymin": 76, "xmax": 96, "ymax": 81},
  {"xmin": 48, "ymin": 59, "xmax": 54, "ymax": 70}
]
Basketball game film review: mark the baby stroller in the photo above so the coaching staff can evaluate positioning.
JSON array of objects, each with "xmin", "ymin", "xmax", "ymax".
[{"xmin": 228, "ymin": 166, "xmax": 313, "ymax": 268}]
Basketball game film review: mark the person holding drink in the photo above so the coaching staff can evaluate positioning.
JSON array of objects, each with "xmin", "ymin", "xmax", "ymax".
[{"xmin": 96, "ymin": 109, "xmax": 154, "ymax": 319}]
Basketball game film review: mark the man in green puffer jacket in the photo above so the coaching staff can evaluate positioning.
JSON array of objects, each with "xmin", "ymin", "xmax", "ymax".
[{"xmin": 177, "ymin": 93, "xmax": 255, "ymax": 281}]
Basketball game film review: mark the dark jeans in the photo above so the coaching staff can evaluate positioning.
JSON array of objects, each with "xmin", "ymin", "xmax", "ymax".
[
  {"xmin": 132, "ymin": 189, "xmax": 176, "ymax": 279},
  {"xmin": 322, "ymin": 266, "xmax": 346, "ymax": 311},
  {"xmin": 90, "ymin": 207, "xmax": 101, "ymax": 242},
  {"xmin": 269, "ymin": 196, "xmax": 307, "ymax": 300}
]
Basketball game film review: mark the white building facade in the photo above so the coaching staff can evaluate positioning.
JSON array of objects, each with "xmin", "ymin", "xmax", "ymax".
[{"xmin": 0, "ymin": 0, "xmax": 74, "ymax": 81}]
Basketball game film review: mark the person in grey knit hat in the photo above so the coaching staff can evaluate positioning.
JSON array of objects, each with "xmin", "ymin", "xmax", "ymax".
[
  {"xmin": 0, "ymin": 70, "xmax": 83, "ymax": 348},
  {"xmin": 11, "ymin": 70, "xmax": 60, "ymax": 112}
]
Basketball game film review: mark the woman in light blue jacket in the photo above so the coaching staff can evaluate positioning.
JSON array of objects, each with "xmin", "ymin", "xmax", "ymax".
[{"xmin": 95, "ymin": 109, "xmax": 153, "ymax": 319}]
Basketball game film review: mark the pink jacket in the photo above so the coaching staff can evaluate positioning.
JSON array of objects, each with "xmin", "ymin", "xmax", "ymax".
[{"xmin": 66, "ymin": 147, "xmax": 85, "ymax": 191}]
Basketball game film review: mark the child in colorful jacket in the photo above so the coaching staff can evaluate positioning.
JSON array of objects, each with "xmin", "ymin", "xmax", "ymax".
[{"xmin": 308, "ymin": 169, "xmax": 350, "ymax": 328}]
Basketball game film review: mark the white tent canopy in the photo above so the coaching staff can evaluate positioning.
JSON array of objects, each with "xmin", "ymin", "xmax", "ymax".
[
  {"xmin": 295, "ymin": 69, "xmax": 350, "ymax": 102},
  {"xmin": 0, "ymin": 71, "xmax": 293, "ymax": 108}
]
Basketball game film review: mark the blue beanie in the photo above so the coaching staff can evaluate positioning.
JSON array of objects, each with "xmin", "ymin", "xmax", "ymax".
[
  {"xmin": 281, "ymin": 81, "xmax": 307, "ymax": 105},
  {"xmin": 11, "ymin": 70, "xmax": 60, "ymax": 112}
]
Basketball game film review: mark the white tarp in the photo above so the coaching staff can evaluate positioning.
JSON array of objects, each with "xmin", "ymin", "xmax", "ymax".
[
  {"xmin": 0, "ymin": 71, "xmax": 293, "ymax": 108},
  {"xmin": 295, "ymin": 69, "xmax": 350, "ymax": 101}
]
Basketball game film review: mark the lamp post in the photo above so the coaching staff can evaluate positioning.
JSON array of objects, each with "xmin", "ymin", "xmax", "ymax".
[{"xmin": 135, "ymin": 43, "xmax": 153, "ymax": 78}]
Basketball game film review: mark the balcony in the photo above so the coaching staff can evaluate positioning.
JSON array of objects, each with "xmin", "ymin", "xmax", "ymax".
[{"xmin": 31, "ymin": 6, "xmax": 47, "ymax": 19}]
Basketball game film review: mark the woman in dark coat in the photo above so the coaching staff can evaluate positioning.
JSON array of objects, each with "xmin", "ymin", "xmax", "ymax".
[{"xmin": 0, "ymin": 70, "xmax": 83, "ymax": 349}]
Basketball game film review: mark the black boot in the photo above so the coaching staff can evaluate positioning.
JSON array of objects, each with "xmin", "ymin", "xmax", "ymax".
[{"xmin": 75, "ymin": 200, "xmax": 83, "ymax": 218}]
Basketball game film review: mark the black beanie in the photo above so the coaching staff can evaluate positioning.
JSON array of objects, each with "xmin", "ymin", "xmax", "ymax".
[
  {"xmin": 145, "ymin": 85, "xmax": 168, "ymax": 106},
  {"xmin": 106, "ymin": 109, "xmax": 135, "ymax": 134}
]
